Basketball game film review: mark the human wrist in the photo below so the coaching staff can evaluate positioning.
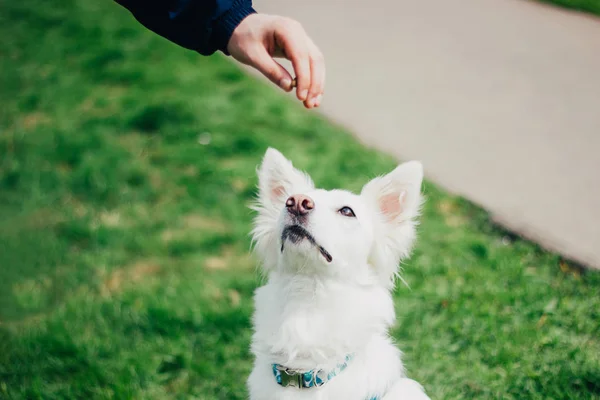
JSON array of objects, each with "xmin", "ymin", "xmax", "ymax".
[{"xmin": 213, "ymin": 0, "xmax": 256, "ymax": 55}]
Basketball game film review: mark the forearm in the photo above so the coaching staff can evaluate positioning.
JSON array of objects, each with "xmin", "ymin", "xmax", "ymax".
[{"xmin": 114, "ymin": 0, "xmax": 256, "ymax": 55}]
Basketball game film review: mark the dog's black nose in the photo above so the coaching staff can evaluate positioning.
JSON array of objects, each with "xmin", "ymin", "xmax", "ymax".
[{"xmin": 286, "ymin": 194, "xmax": 314, "ymax": 216}]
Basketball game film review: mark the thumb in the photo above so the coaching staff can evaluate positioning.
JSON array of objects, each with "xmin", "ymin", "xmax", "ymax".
[{"xmin": 250, "ymin": 48, "xmax": 294, "ymax": 92}]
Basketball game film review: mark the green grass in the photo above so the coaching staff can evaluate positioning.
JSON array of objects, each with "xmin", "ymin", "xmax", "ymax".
[
  {"xmin": 540, "ymin": 0, "xmax": 600, "ymax": 15},
  {"xmin": 1, "ymin": 1, "xmax": 599, "ymax": 399}
]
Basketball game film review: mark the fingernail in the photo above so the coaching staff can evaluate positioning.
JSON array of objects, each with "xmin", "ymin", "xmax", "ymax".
[
  {"xmin": 315, "ymin": 94, "xmax": 322, "ymax": 106},
  {"xmin": 299, "ymin": 90, "xmax": 308, "ymax": 100},
  {"xmin": 280, "ymin": 78, "xmax": 291, "ymax": 90}
]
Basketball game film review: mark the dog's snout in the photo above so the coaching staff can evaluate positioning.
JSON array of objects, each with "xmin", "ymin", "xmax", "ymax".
[{"xmin": 286, "ymin": 194, "xmax": 314, "ymax": 216}]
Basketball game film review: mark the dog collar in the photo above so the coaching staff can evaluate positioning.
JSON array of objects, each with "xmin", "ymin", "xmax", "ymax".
[
  {"xmin": 272, "ymin": 353, "xmax": 354, "ymax": 389},
  {"xmin": 271, "ymin": 354, "xmax": 380, "ymax": 399}
]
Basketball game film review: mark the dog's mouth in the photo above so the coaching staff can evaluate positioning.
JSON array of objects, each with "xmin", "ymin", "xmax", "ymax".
[{"xmin": 280, "ymin": 225, "xmax": 333, "ymax": 263}]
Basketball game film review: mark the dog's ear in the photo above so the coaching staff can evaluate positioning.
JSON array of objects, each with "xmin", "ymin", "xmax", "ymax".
[
  {"xmin": 361, "ymin": 161, "xmax": 424, "ymax": 286},
  {"xmin": 361, "ymin": 161, "xmax": 423, "ymax": 223},
  {"xmin": 252, "ymin": 148, "xmax": 314, "ymax": 271},
  {"xmin": 257, "ymin": 148, "xmax": 314, "ymax": 209}
]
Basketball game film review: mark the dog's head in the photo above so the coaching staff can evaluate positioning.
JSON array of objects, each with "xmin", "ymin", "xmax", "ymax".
[{"xmin": 251, "ymin": 148, "xmax": 423, "ymax": 287}]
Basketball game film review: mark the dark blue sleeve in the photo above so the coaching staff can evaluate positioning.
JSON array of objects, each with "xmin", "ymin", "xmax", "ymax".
[{"xmin": 114, "ymin": 0, "xmax": 256, "ymax": 55}]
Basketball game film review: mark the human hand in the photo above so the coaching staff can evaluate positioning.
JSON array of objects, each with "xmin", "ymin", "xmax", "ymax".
[{"xmin": 227, "ymin": 14, "xmax": 325, "ymax": 109}]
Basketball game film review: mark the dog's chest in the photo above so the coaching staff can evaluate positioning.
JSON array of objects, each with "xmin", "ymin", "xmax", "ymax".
[{"xmin": 251, "ymin": 279, "xmax": 392, "ymax": 365}]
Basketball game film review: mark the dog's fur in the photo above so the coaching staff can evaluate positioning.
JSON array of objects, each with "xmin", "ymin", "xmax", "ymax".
[{"xmin": 247, "ymin": 148, "xmax": 430, "ymax": 400}]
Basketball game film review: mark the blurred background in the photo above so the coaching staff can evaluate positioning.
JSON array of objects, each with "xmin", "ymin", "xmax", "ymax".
[{"xmin": 1, "ymin": 0, "xmax": 599, "ymax": 399}]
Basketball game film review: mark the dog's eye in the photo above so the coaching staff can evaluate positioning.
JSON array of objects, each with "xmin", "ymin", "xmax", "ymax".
[{"xmin": 338, "ymin": 206, "xmax": 356, "ymax": 217}]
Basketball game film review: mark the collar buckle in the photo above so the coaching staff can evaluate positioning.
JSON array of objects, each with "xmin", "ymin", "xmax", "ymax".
[{"xmin": 277, "ymin": 366, "xmax": 303, "ymax": 388}]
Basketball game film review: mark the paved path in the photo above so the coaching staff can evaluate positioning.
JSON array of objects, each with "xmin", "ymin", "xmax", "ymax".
[{"xmin": 251, "ymin": 0, "xmax": 600, "ymax": 269}]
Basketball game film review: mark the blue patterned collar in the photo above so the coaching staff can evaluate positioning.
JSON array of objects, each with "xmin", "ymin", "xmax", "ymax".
[{"xmin": 271, "ymin": 354, "xmax": 379, "ymax": 399}]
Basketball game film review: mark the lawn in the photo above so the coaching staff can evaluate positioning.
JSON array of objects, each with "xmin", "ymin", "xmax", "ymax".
[
  {"xmin": 540, "ymin": 0, "xmax": 600, "ymax": 15},
  {"xmin": 1, "ymin": 1, "xmax": 599, "ymax": 399}
]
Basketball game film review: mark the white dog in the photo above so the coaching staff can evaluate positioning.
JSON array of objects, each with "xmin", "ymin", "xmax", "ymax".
[{"xmin": 247, "ymin": 148, "xmax": 430, "ymax": 400}]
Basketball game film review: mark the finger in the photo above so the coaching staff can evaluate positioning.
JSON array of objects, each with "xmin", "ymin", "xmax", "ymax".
[
  {"xmin": 250, "ymin": 47, "xmax": 294, "ymax": 92},
  {"xmin": 276, "ymin": 21, "xmax": 311, "ymax": 101},
  {"xmin": 290, "ymin": 51, "xmax": 310, "ymax": 102},
  {"xmin": 305, "ymin": 44, "xmax": 325, "ymax": 108}
]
